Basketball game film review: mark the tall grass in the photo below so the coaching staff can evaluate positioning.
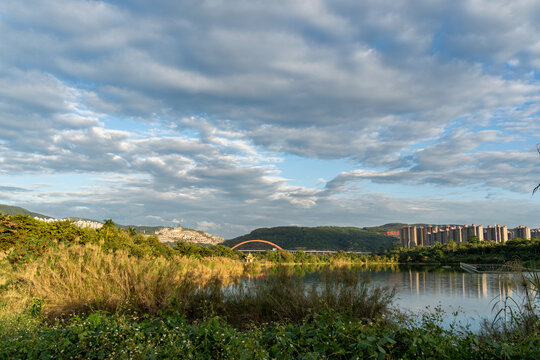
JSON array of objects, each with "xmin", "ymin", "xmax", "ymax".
[
  {"xmin": 1, "ymin": 245, "xmax": 394, "ymax": 327},
  {"xmin": 481, "ymin": 260, "xmax": 540, "ymax": 339},
  {"xmin": 176, "ymin": 266, "xmax": 395, "ymax": 328},
  {"xmin": 0, "ymin": 244, "xmax": 244, "ymax": 317}
]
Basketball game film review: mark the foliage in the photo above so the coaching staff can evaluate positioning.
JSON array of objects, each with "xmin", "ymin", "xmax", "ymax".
[
  {"xmin": 387, "ymin": 238, "xmax": 540, "ymax": 265},
  {"xmin": 1, "ymin": 310, "xmax": 538, "ymax": 359},
  {"xmin": 224, "ymin": 226, "xmax": 398, "ymax": 252},
  {"xmin": 0, "ymin": 214, "xmax": 173, "ymax": 263},
  {"xmin": 252, "ymin": 249, "xmax": 398, "ymax": 265},
  {"xmin": 7, "ymin": 237, "xmax": 53, "ymax": 265},
  {"xmin": 173, "ymin": 241, "xmax": 244, "ymax": 259}
]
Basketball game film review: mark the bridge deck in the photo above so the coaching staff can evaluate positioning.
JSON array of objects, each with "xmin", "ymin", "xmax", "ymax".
[{"xmin": 237, "ymin": 249, "xmax": 371, "ymax": 255}]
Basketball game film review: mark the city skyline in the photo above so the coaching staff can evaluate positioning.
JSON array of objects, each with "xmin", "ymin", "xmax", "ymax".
[{"xmin": 400, "ymin": 223, "xmax": 540, "ymax": 248}]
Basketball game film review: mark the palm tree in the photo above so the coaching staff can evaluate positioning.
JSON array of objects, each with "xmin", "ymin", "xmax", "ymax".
[{"xmin": 534, "ymin": 144, "xmax": 540, "ymax": 195}]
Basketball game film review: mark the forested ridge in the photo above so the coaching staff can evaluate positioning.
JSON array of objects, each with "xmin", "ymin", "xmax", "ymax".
[{"xmin": 224, "ymin": 226, "xmax": 398, "ymax": 251}]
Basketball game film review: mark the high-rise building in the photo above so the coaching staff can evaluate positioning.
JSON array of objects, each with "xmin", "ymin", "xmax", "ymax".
[
  {"xmin": 484, "ymin": 224, "xmax": 507, "ymax": 243},
  {"xmin": 514, "ymin": 225, "xmax": 531, "ymax": 240},
  {"xmin": 399, "ymin": 225, "xmax": 417, "ymax": 248}
]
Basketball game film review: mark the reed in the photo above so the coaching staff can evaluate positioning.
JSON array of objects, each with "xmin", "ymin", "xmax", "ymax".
[
  {"xmin": 1, "ymin": 245, "xmax": 394, "ymax": 328},
  {"xmin": 481, "ymin": 260, "xmax": 540, "ymax": 339},
  {"xmin": 0, "ymin": 244, "xmax": 244, "ymax": 317},
  {"xmin": 178, "ymin": 266, "xmax": 395, "ymax": 327}
]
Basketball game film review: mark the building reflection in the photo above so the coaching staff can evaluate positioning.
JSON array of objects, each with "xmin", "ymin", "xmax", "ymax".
[{"xmin": 388, "ymin": 270, "xmax": 520, "ymax": 300}]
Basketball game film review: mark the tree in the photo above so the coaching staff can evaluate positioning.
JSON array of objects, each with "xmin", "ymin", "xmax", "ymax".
[
  {"xmin": 467, "ymin": 235, "xmax": 480, "ymax": 244},
  {"xmin": 103, "ymin": 219, "xmax": 115, "ymax": 228},
  {"xmin": 128, "ymin": 226, "xmax": 137, "ymax": 236},
  {"xmin": 534, "ymin": 144, "xmax": 540, "ymax": 195}
]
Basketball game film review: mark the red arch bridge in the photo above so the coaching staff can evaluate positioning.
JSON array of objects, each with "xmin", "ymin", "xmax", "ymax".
[{"xmin": 229, "ymin": 239, "xmax": 370, "ymax": 255}]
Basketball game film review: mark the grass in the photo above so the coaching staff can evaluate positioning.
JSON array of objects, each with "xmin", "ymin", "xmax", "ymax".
[
  {"xmin": 480, "ymin": 261, "xmax": 540, "ymax": 341},
  {"xmin": 0, "ymin": 244, "xmax": 245, "ymax": 318},
  {"xmin": 178, "ymin": 266, "xmax": 395, "ymax": 328},
  {"xmin": 1, "ymin": 244, "xmax": 393, "ymax": 327}
]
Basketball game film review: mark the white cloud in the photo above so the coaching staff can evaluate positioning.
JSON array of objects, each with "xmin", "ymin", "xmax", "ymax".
[{"xmin": 1, "ymin": 0, "xmax": 540, "ymax": 236}]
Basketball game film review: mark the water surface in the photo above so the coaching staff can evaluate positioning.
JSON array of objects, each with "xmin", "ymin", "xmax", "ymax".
[{"xmin": 264, "ymin": 265, "xmax": 531, "ymax": 331}]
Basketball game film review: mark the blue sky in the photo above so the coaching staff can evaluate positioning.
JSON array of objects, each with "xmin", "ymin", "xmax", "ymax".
[{"xmin": 0, "ymin": 0, "xmax": 539, "ymax": 238}]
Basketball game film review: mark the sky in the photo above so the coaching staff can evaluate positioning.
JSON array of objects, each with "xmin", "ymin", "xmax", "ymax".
[{"xmin": 1, "ymin": 0, "xmax": 540, "ymax": 238}]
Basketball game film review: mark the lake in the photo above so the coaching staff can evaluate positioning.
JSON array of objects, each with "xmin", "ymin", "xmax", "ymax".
[
  {"xmin": 368, "ymin": 266, "xmax": 529, "ymax": 330},
  {"xmin": 260, "ymin": 265, "xmax": 533, "ymax": 331}
]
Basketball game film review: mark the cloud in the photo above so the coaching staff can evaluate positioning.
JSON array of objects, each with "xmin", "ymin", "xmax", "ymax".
[
  {"xmin": 1, "ymin": 1, "xmax": 540, "ymax": 236},
  {"xmin": 0, "ymin": 185, "xmax": 31, "ymax": 192}
]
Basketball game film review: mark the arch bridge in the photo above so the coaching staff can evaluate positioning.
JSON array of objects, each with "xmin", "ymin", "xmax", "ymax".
[
  {"xmin": 229, "ymin": 240, "xmax": 370, "ymax": 255},
  {"xmin": 230, "ymin": 239, "xmax": 283, "ymax": 250}
]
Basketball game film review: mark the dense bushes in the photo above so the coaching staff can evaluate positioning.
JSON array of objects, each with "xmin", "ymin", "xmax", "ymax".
[
  {"xmin": 1, "ymin": 311, "xmax": 538, "ymax": 359},
  {"xmin": 0, "ymin": 215, "xmax": 173, "ymax": 264},
  {"xmin": 252, "ymin": 249, "xmax": 398, "ymax": 264},
  {"xmin": 173, "ymin": 241, "xmax": 243, "ymax": 259},
  {"xmin": 387, "ymin": 238, "xmax": 540, "ymax": 265}
]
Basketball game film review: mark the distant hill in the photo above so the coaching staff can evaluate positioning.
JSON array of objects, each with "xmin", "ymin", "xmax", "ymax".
[
  {"xmin": 363, "ymin": 223, "xmax": 408, "ymax": 235},
  {"xmin": 0, "ymin": 204, "xmax": 51, "ymax": 219},
  {"xmin": 223, "ymin": 226, "xmax": 398, "ymax": 252},
  {"xmin": 363, "ymin": 223, "xmax": 459, "ymax": 235}
]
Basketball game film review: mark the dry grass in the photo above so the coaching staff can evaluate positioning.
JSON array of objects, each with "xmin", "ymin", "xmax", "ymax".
[
  {"xmin": 1, "ymin": 246, "xmax": 394, "ymax": 327},
  {"xmin": 182, "ymin": 265, "xmax": 395, "ymax": 328},
  {"xmin": 0, "ymin": 244, "xmax": 244, "ymax": 317}
]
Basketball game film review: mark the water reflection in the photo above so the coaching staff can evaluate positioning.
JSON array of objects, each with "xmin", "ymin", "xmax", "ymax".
[
  {"xmin": 383, "ymin": 269, "xmax": 517, "ymax": 300},
  {"xmin": 262, "ymin": 265, "xmax": 530, "ymax": 330}
]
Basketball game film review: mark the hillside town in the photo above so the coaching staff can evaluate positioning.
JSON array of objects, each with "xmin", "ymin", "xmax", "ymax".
[{"xmin": 34, "ymin": 217, "xmax": 103, "ymax": 229}]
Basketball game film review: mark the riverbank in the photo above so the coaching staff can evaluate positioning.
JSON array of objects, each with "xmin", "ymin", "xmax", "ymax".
[
  {"xmin": 2, "ymin": 246, "xmax": 540, "ymax": 359},
  {"xmin": 1, "ymin": 215, "xmax": 539, "ymax": 358}
]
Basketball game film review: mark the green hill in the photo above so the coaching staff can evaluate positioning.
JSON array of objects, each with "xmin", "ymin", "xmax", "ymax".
[
  {"xmin": 0, "ymin": 204, "xmax": 51, "ymax": 219},
  {"xmin": 362, "ymin": 223, "xmax": 408, "ymax": 235},
  {"xmin": 223, "ymin": 226, "xmax": 398, "ymax": 252}
]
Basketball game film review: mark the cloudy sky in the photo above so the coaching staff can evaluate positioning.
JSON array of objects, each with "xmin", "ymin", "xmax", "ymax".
[{"xmin": 1, "ymin": 0, "xmax": 540, "ymax": 238}]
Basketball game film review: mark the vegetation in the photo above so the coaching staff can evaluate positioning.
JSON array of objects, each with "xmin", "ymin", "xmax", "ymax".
[
  {"xmin": 386, "ymin": 238, "xmax": 540, "ymax": 266},
  {"xmin": 362, "ymin": 223, "xmax": 408, "ymax": 234},
  {"xmin": 0, "ymin": 244, "xmax": 245, "ymax": 319},
  {"xmin": 251, "ymin": 249, "xmax": 398, "ymax": 265},
  {"xmin": 2, "ymin": 309, "xmax": 539, "ymax": 360},
  {"xmin": 2, "ymin": 242, "xmax": 539, "ymax": 359},
  {"xmin": 173, "ymin": 241, "xmax": 243, "ymax": 259},
  {"xmin": 1, "ymin": 213, "xmax": 539, "ymax": 358},
  {"xmin": 225, "ymin": 226, "xmax": 398, "ymax": 252},
  {"xmin": 0, "ymin": 214, "xmax": 173, "ymax": 261},
  {"xmin": 482, "ymin": 263, "xmax": 540, "ymax": 342}
]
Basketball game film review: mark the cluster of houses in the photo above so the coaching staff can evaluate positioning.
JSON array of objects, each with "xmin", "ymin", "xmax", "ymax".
[{"xmin": 34, "ymin": 217, "xmax": 103, "ymax": 229}]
